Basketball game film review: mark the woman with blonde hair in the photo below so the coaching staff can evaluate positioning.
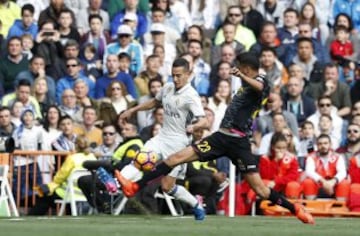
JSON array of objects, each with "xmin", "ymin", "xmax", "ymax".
[{"xmin": 98, "ymin": 81, "xmax": 137, "ymax": 125}]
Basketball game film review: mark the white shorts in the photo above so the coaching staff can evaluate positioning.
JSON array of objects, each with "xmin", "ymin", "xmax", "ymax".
[{"xmin": 145, "ymin": 135, "xmax": 189, "ymax": 180}]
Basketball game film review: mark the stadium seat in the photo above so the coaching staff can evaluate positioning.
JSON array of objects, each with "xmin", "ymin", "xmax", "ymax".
[
  {"xmin": 0, "ymin": 164, "xmax": 19, "ymax": 217},
  {"xmin": 55, "ymin": 169, "xmax": 91, "ymax": 216}
]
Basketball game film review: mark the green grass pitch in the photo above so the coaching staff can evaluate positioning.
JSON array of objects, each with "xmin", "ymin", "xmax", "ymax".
[{"xmin": 0, "ymin": 215, "xmax": 358, "ymax": 236}]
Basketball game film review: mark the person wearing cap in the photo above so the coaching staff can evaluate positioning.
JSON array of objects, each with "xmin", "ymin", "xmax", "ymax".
[
  {"xmin": 104, "ymin": 24, "xmax": 144, "ymax": 75},
  {"xmin": 12, "ymin": 107, "xmax": 44, "ymax": 202},
  {"xmin": 77, "ymin": 0, "xmax": 110, "ymax": 35},
  {"xmin": 121, "ymin": 12, "xmax": 139, "ymax": 40},
  {"xmin": 110, "ymin": 0, "xmax": 148, "ymax": 39},
  {"xmin": 143, "ymin": 23, "xmax": 175, "ymax": 70},
  {"xmin": 144, "ymin": 7, "xmax": 180, "ymax": 45}
]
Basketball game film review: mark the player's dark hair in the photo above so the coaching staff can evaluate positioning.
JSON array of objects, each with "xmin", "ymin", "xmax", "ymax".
[
  {"xmin": 236, "ymin": 52, "xmax": 260, "ymax": 70},
  {"xmin": 172, "ymin": 58, "xmax": 190, "ymax": 72}
]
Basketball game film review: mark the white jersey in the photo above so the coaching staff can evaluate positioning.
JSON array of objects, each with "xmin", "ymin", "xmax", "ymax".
[{"xmin": 155, "ymin": 82, "xmax": 205, "ymax": 142}]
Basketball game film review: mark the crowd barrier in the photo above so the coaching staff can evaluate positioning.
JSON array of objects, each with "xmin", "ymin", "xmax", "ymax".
[{"xmin": 0, "ymin": 151, "xmax": 70, "ymax": 215}]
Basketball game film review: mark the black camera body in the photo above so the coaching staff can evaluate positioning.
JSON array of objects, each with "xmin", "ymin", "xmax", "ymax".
[{"xmin": 0, "ymin": 136, "xmax": 15, "ymax": 153}]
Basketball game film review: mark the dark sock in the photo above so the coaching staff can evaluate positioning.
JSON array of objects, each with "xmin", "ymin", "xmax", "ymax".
[
  {"xmin": 268, "ymin": 189, "xmax": 295, "ymax": 214},
  {"xmin": 137, "ymin": 162, "xmax": 172, "ymax": 188}
]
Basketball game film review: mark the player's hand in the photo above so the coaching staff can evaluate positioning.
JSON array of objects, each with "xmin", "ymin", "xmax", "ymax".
[
  {"xmin": 231, "ymin": 67, "xmax": 244, "ymax": 78},
  {"xmin": 267, "ymin": 181, "xmax": 275, "ymax": 188},
  {"xmin": 213, "ymin": 172, "xmax": 227, "ymax": 184},
  {"xmin": 322, "ymin": 180, "xmax": 335, "ymax": 196},
  {"xmin": 186, "ymin": 124, "xmax": 194, "ymax": 134}
]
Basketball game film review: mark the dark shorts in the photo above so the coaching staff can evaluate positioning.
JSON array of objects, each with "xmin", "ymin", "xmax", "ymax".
[{"xmin": 192, "ymin": 131, "xmax": 258, "ymax": 174}]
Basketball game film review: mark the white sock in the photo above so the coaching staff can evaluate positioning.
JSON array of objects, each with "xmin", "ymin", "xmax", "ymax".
[
  {"xmin": 169, "ymin": 185, "xmax": 198, "ymax": 208},
  {"xmin": 120, "ymin": 164, "xmax": 143, "ymax": 182}
]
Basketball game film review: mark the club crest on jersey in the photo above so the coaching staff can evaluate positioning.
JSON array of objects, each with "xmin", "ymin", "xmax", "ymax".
[{"xmin": 236, "ymin": 87, "xmax": 244, "ymax": 95}]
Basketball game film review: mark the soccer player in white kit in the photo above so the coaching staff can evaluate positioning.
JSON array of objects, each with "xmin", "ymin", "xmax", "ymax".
[{"xmin": 119, "ymin": 58, "xmax": 208, "ymax": 220}]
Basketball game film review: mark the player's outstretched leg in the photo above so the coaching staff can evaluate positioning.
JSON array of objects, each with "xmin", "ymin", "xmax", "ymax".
[
  {"xmin": 115, "ymin": 161, "xmax": 173, "ymax": 197},
  {"xmin": 245, "ymin": 172, "xmax": 315, "ymax": 224}
]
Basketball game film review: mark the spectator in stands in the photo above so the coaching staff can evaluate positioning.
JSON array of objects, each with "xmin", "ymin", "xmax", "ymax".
[
  {"xmin": 134, "ymin": 55, "xmax": 162, "ymax": 97},
  {"xmin": 12, "ymin": 108, "xmax": 43, "ymax": 201},
  {"xmin": 0, "ymin": 107, "xmax": 16, "ymax": 137},
  {"xmin": 96, "ymin": 54, "xmax": 136, "ymax": 99},
  {"xmin": 255, "ymin": 92, "xmax": 299, "ymax": 138},
  {"xmin": 207, "ymin": 79, "xmax": 232, "ymax": 131},
  {"xmin": 77, "ymin": 0, "xmax": 110, "ymax": 35},
  {"xmin": 277, "ymin": 8, "xmax": 299, "ymax": 46},
  {"xmin": 110, "ymin": 0, "xmax": 148, "ymax": 39},
  {"xmin": 153, "ymin": 44, "xmax": 171, "ymax": 81},
  {"xmin": 348, "ymin": 150, "xmax": 360, "ymax": 211},
  {"xmin": 118, "ymin": 52, "xmax": 137, "ymax": 79},
  {"xmin": 73, "ymin": 106, "xmax": 103, "ymax": 148},
  {"xmin": 108, "ymin": 0, "xmax": 149, "ymax": 21},
  {"xmin": 258, "ymin": 112, "xmax": 300, "ymax": 155},
  {"xmin": 38, "ymin": 0, "xmax": 76, "ymax": 29},
  {"xmin": 52, "ymin": 114, "xmax": 77, "ymax": 152},
  {"xmin": 307, "ymin": 95, "xmax": 345, "ymax": 144},
  {"xmin": 256, "ymin": 0, "xmax": 286, "ymax": 27},
  {"xmin": 7, "ymin": 4, "xmax": 37, "ymax": 39},
  {"xmin": 282, "ymin": 76, "xmax": 316, "ymax": 125},
  {"xmin": 239, "ymin": 0, "xmax": 264, "ymax": 39},
  {"xmin": 98, "ymin": 81, "xmax": 136, "ymax": 126},
  {"xmin": 0, "ymin": 36, "xmax": 29, "ymax": 94},
  {"xmin": 1, "ymin": 79, "xmax": 42, "ymax": 120},
  {"xmin": 176, "ymin": 25, "xmax": 211, "ymax": 65},
  {"xmin": 209, "ymin": 44, "xmax": 236, "ymax": 93},
  {"xmin": 16, "ymin": 0, "xmax": 47, "ymax": 22},
  {"xmin": 299, "ymin": 2, "xmax": 322, "ymax": 43},
  {"xmin": 21, "ymin": 33, "xmax": 34, "ymax": 59},
  {"xmin": 298, "ymin": 120, "xmax": 317, "ymax": 159},
  {"xmin": 318, "ymin": 114, "xmax": 341, "ymax": 150},
  {"xmin": 105, "ymin": 24, "xmax": 143, "ymax": 75},
  {"xmin": 78, "ymin": 122, "xmax": 143, "ymax": 213},
  {"xmin": 145, "ymin": 7, "xmax": 180, "ymax": 45},
  {"xmin": 284, "ymin": 22, "xmax": 330, "ymax": 68},
  {"xmin": 81, "ymin": 14, "xmax": 111, "ymax": 62},
  {"xmin": 137, "ymin": 78, "xmax": 163, "ymax": 130},
  {"xmin": 337, "ymin": 123, "xmax": 360, "ymax": 169},
  {"xmin": 10, "ymin": 101, "xmax": 23, "ymax": 127},
  {"xmin": 250, "ymin": 21, "xmax": 287, "ymax": 63},
  {"xmin": 308, "ymin": 64, "xmax": 352, "ymax": 118},
  {"xmin": 332, "ymin": 0, "xmax": 360, "ymax": 33},
  {"xmin": 140, "ymin": 106, "xmax": 164, "ymax": 143},
  {"xmin": 79, "ymin": 43, "xmax": 103, "ymax": 82},
  {"xmin": 56, "ymin": 57, "xmax": 95, "ymax": 103},
  {"xmin": 259, "ymin": 47, "xmax": 288, "ymax": 92},
  {"xmin": 29, "ymin": 135, "xmax": 97, "ymax": 215},
  {"xmin": 74, "ymin": 79, "xmax": 99, "ymax": 110},
  {"xmin": 330, "ymin": 25, "xmax": 356, "ymax": 87},
  {"xmin": 303, "ymin": 134, "xmax": 350, "ymax": 201},
  {"xmin": 144, "ymin": 23, "xmax": 175, "ymax": 72},
  {"xmin": 212, "ymin": 22, "xmax": 246, "ymax": 67},
  {"xmin": 58, "ymin": 9, "xmax": 81, "ymax": 46},
  {"xmin": 32, "ymin": 20, "xmax": 65, "ymax": 80},
  {"xmin": 186, "ymin": 0, "xmax": 219, "ymax": 31},
  {"xmin": 214, "ymin": 5, "xmax": 256, "ymax": 51},
  {"xmin": 213, "ymin": 61, "xmax": 241, "ymax": 97},
  {"xmin": 31, "ymin": 77, "xmax": 54, "ymax": 118},
  {"xmin": 0, "ymin": 0, "xmax": 20, "ymax": 38},
  {"xmin": 92, "ymin": 124, "xmax": 120, "ymax": 160},
  {"xmin": 58, "ymin": 89, "xmax": 83, "ymax": 124},
  {"xmin": 187, "ymin": 40, "xmax": 211, "ymax": 96},
  {"xmin": 249, "ymin": 132, "xmax": 301, "ymax": 204},
  {"xmin": 287, "ymin": 37, "xmax": 326, "ymax": 82},
  {"xmin": 41, "ymin": 105, "xmax": 62, "ymax": 153},
  {"xmin": 15, "ymin": 55, "xmax": 56, "ymax": 102}
]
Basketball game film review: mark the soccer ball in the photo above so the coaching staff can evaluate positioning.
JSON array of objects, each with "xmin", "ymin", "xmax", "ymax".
[{"xmin": 134, "ymin": 150, "xmax": 158, "ymax": 172}]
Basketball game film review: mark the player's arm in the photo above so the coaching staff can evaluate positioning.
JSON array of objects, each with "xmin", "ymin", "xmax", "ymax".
[
  {"xmin": 232, "ymin": 68, "xmax": 264, "ymax": 92},
  {"xmin": 120, "ymin": 98, "xmax": 160, "ymax": 120},
  {"xmin": 187, "ymin": 116, "xmax": 208, "ymax": 133}
]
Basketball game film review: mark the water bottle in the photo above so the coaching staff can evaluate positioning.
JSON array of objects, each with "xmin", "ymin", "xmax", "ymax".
[{"xmin": 96, "ymin": 167, "xmax": 118, "ymax": 194}]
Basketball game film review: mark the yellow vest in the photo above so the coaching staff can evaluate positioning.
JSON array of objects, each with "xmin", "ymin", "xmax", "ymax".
[{"xmin": 112, "ymin": 138, "xmax": 144, "ymax": 162}]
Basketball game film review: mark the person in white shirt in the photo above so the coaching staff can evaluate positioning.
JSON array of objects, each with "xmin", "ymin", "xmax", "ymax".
[{"xmin": 119, "ymin": 58, "xmax": 208, "ymax": 220}]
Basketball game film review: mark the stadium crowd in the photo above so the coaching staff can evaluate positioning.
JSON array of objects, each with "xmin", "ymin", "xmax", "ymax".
[{"xmin": 1, "ymin": 0, "xmax": 360, "ymax": 215}]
